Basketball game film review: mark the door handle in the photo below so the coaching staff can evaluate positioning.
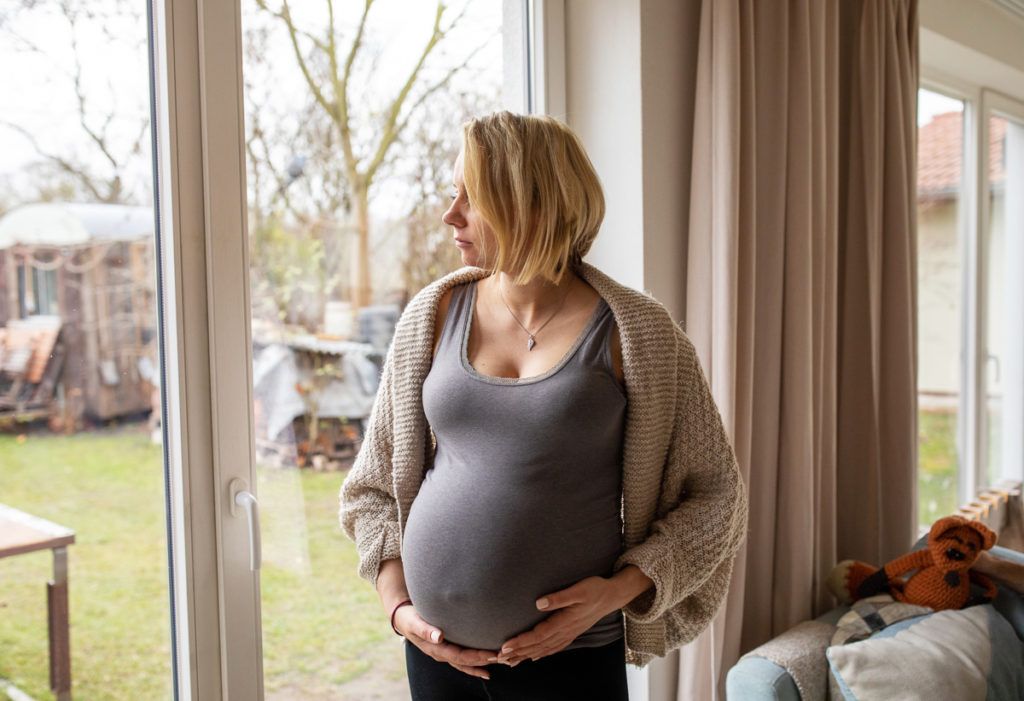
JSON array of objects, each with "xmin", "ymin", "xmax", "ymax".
[{"xmin": 229, "ymin": 478, "xmax": 261, "ymax": 571}]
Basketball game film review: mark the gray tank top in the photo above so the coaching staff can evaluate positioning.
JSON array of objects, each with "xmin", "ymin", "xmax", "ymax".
[{"xmin": 402, "ymin": 280, "xmax": 627, "ymax": 651}]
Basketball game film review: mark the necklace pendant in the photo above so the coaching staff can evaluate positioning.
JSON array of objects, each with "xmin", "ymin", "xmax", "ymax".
[{"xmin": 527, "ymin": 336, "xmax": 536, "ymax": 351}]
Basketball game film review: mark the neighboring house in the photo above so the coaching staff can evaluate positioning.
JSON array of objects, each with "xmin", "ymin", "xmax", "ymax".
[
  {"xmin": 917, "ymin": 112, "xmax": 1007, "ymax": 404},
  {"xmin": 0, "ymin": 202, "xmax": 157, "ymax": 426}
]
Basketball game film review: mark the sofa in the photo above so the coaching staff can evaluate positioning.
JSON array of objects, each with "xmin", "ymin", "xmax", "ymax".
[{"xmin": 726, "ymin": 544, "xmax": 1024, "ymax": 700}]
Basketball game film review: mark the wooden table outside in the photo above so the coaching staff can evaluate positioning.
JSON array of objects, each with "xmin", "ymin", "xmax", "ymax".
[{"xmin": 0, "ymin": 502, "xmax": 75, "ymax": 701}]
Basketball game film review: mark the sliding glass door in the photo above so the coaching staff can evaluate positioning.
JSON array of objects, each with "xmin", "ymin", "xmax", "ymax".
[
  {"xmin": 238, "ymin": 1, "xmax": 504, "ymax": 696},
  {"xmin": 150, "ymin": 0, "xmax": 524, "ymax": 697}
]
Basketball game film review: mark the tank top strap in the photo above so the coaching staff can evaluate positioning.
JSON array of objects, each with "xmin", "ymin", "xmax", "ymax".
[
  {"xmin": 572, "ymin": 300, "xmax": 618, "ymax": 379},
  {"xmin": 434, "ymin": 281, "xmax": 475, "ymax": 360}
]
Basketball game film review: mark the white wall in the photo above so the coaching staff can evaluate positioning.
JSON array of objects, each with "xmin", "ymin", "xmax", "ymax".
[
  {"xmin": 563, "ymin": 3, "xmax": 700, "ymax": 698},
  {"xmin": 566, "ymin": 0, "xmax": 698, "ymax": 324},
  {"xmin": 919, "ymin": 0, "xmax": 1024, "ymax": 98}
]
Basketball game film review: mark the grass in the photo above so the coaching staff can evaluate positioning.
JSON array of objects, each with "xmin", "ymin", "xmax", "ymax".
[
  {"xmin": 918, "ymin": 409, "xmax": 959, "ymax": 527},
  {"xmin": 0, "ymin": 425, "xmax": 404, "ymax": 700},
  {"xmin": 0, "ymin": 410, "xmax": 964, "ymax": 698}
]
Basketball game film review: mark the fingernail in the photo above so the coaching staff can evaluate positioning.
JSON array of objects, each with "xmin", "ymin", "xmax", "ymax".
[
  {"xmin": 430, "ymin": 630, "xmax": 440, "ymax": 643},
  {"xmin": 536, "ymin": 597, "xmax": 549, "ymax": 609},
  {"xmin": 487, "ymin": 657, "xmax": 498, "ymax": 662},
  {"xmin": 501, "ymin": 646, "xmax": 514, "ymax": 654},
  {"xmin": 510, "ymin": 660, "xmax": 521, "ymax": 668}
]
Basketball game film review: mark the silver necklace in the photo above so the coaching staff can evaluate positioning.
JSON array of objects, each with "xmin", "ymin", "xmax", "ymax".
[{"xmin": 498, "ymin": 277, "xmax": 574, "ymax": 351}]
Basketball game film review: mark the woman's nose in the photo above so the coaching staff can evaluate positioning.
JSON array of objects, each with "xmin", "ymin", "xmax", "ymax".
[{"xmin": 442, "ymin": 200, "xmax": 462, "ymax": 226}]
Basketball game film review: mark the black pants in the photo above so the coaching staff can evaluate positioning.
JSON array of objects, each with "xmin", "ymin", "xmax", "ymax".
[{"xmin": 405, "ymin": 637, "xmax": 629, "ymax": 701}]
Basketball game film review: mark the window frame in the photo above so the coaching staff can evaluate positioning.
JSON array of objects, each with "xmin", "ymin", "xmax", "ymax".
[
  {"xmin": 980, "ymin": 88, "xmax": 1024, "ymax": 487},
  {"xmin": 151, "ymin": 1, "xmax": 540, "ymax": 697},
  {"xmin": 918, "ymin": 67, "xmax": 1024, "ymax": 508}
]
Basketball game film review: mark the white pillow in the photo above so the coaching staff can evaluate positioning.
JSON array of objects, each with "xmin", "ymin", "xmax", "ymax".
[{"xmin": 827, "ymin": 605, "xmax": 991, "ymax": 701}]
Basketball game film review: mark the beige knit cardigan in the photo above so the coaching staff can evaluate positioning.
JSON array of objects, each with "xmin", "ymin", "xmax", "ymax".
[{"xmin": 339, "ymin": 263, "xmax": 748, "ymax": 666}]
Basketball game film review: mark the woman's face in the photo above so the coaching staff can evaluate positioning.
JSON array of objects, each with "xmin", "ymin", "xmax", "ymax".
[{"xmin": 442, "ymin": 154, "xmax": 497, "ymax": 269}]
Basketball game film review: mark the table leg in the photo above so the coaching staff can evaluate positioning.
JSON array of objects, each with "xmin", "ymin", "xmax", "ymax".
[{"xmin": 48, "ymin": 546, "xmax": 72, "ymax": 701}]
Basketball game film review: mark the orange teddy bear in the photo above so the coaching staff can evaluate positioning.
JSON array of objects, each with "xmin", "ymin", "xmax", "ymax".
[{"xmin": 828, "ymin": 515, "xmax": 999, "ymax": 610}]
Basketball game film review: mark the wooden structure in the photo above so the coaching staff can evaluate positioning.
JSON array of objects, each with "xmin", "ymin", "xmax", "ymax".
[
  {"xmin": 0, "ymin": 203, "xmax": 157, "ymax": 427},
  {"xmin": 0, "ymin": 502, "xmax": 76, "ymax": 701},
  {"xmin": 0, "ymin": 315, "xmax": 66, "ymax": 421}
]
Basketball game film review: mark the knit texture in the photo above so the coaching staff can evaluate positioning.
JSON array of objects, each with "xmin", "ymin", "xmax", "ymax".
[{"xmin": 339, "ymin": 263, "xmax": 748, "ymax": 666}]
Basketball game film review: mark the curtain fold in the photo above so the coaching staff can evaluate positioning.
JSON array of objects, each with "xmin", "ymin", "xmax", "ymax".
[{"xmin": 674, "ymin": 1, "xmax": 917, "ymax": 698}]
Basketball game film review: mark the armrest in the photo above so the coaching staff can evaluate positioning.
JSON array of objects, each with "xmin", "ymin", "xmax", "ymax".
[
  {"xmin": 726, "ymin": 614, "xmax": 842, "ymax": 701},
  {"xmin": 726, "ymin": 657, "xmax": 802, "ymax": 701}
]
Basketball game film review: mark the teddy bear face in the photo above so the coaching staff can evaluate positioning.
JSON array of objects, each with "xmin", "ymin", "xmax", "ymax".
[{"xmin": 928, "ymin": 524, "xmax": 987, "ymax": 572}]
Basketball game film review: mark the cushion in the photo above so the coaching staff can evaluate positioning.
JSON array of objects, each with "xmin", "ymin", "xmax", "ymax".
[
  {"xmin": 830, "ymin": 594, "xmax": 933, "ymax": 645},
  {"xmin": 826, "ymin": 604, "xmax": 1024, "ymax": 701}
]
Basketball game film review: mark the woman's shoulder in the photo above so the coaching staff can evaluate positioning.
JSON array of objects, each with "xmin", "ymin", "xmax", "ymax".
[
  {"xmin": 578, "ymin": 263, "xmax": 678, "ymax": 335},
  {"xmin": 396, "ymin": 267, "xmax": 485, "ymax": 331}
]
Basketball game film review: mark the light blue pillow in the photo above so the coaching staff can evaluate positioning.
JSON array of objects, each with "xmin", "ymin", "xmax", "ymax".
[{"xmin": 826, "ymin": 604, "xmax": 1024, "ymax": 701}]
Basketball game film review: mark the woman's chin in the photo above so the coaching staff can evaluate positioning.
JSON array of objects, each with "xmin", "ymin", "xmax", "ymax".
[{"xmin": 459, "ymin": 251, "xmax": 486, "ymax": 268}]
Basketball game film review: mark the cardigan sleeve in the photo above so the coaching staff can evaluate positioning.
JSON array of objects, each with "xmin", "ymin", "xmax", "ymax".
[
  {"xmin": 616, "ymin": 328, "xmax": 748, "ymax": 630},
  {"xmin": 339, "ymin": 351, "xmax": 403, "ymax": 586}
]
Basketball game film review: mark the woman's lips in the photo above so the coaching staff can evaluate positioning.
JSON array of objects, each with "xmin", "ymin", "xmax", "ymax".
[{"xmin": 454, "ymin": 238, "xmax": 472, "ymax": 248}]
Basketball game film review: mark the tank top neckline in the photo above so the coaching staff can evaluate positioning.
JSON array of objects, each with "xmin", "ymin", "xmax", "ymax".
[{"xmin": 460, "ymin": 280, "xmax": 608, "ymax": 386}]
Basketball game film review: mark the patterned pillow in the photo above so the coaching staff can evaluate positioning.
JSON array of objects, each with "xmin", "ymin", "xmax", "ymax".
[
  {"xmin": 826, "ymin": 604, "xmax": 1024, "ymax": 701},
  {"xmin": 830, "ymin": 594, "xmax": 933, "ymax": 645}
]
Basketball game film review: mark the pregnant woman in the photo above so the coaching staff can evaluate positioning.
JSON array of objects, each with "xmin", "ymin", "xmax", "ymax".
[{"xmin": 341, "ymin": 112, "xmax": 747, "ymax": 701}]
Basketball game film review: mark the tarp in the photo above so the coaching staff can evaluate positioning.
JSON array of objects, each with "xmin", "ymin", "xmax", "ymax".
[
  {"xmin": 252, "ymin": 341, "xmax": 380, "ymax": 444},
  {"xmin": 0, "ymin": 202, "xmax": 153, "ymax": 249}
]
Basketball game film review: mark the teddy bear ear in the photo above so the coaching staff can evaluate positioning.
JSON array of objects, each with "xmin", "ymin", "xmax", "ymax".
[
  {"xmin": 970, "ymin": 520, "xmax": 997, "ymax": 550},
  {"xmin": 929, "ymin": 515, "xmax": 970, "ymax": 542}
]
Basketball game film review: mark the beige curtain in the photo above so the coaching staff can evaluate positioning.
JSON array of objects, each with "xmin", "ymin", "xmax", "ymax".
[{"xmin": 671, "ymin": 1, "xmax": 919, "ymax": 699}]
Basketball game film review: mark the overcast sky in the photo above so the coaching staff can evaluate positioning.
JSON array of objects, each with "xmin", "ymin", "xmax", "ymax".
[{"xmin": 0, "ymin": 0, "xmax": 502, "ymax": 208}]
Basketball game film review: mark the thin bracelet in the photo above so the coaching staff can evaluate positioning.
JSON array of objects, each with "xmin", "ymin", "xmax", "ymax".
[{"xmin": 390, "ymin": 598, "xmax": 413, "ymax": 636}]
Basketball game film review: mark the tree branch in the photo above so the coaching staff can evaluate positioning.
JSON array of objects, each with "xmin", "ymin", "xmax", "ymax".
[
  {"xmin": 365, "ymin": 2, "xmax": 451, "ymax": 180},
  {"xmin": 383, "ymin": 37, "xmax": 490, "ymax": 176},
  {"xmin": 254, "ymin": 0, "xmax": 334, "ymax": 120},
  {"xmin": 1, "ymin": 120, "xmax": 108, "ymax": 202},
  {"xmin": 336, "ymin": 0, "xmax": 374, "ymax": 185}
]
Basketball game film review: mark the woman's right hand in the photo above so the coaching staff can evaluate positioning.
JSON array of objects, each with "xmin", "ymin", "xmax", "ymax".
[{"xmin": 393, "ymin": 604, "xmax": 497, "ymax": 680}]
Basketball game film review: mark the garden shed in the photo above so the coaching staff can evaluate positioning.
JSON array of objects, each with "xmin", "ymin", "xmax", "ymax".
[{"xmin": 0, "ymin": 202, "xmax": 157, "ymax": 427}]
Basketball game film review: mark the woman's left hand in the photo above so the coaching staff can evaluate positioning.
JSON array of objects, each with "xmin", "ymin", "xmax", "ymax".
[
  {"xmin": 498, "ymin": 566, "xmax": 654, "ymax": 665},
  {"xmin": 495, "ymin": 576, "xmax": 622, "ymax": 665}
]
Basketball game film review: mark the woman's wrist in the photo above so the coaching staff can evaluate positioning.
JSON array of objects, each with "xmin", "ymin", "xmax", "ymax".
[
  {"xmin": 376, "ymin": 558, "xmax": 411, "ymax": 615},
  {"xmin": 607, "ymin": 565, "xmax": 654, "ymax": 610}
]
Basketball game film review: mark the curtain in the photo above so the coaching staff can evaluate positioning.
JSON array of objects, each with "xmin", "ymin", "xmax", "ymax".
[{"xmin": 671, "ymin": 1, "xmax": 918, "ymax": 699}]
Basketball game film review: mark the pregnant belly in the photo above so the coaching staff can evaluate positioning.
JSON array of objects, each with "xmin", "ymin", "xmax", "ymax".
[{"xmin": 401, "ymin": 480, "xmax": 622, "ymax": 651}]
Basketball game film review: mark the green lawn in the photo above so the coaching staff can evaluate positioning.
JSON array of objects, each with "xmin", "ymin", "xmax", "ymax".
[
  {"xmin": 0, "ymin": 426, "xmax": 404, "ymax": 700},
  {"xmin": 918, "ymin": 409, "xmax": 959, "ymax": 527},
  {"xmin": 0, "ymin": 411, "xmax": 962, "ymax": 698}
]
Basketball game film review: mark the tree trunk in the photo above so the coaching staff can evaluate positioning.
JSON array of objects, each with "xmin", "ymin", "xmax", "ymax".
[{"xmin": 350, "ymin": 183, "xmax": 372, "ymax": 309}]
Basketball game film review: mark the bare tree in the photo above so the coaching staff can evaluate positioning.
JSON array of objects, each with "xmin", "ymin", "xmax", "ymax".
[
  {"xmin": 0, "ymin": 0, "xmax": 150, "ymax": 206},
  {"xmin": 251, "ymin": 0, "xmax": 488, "ymax": 309}
]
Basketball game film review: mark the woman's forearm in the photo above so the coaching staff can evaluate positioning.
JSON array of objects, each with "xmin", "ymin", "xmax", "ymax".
[
  {"xmin": 376, "ymin": 558, "xmax": 411, "ymax": 614},
  {"xmin": 607, "ymin": 564, "xmax": 654, "ymax": 611}
]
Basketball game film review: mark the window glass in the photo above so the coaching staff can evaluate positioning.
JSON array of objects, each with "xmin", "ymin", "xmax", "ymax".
[
  {"xmin": 986, "ymin": 112, "xmax": 1024, "ymax": 488},
  {"xmin": 0, "ymin": 1, "xmax": 171, "ymax": 698},
  {"xmin": 239, "ymin": 1, "xmax": 504, "ymax": 696},
  {"xmin": 917, "ymin": 88, "xmax": 965, "ymax": 526}
]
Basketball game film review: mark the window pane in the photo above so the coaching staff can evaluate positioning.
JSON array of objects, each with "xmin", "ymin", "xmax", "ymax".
[
  {"xmin": 986, "ymin": 112, "xmax": 1024, "ymax": 488},
  {"xmin": 917, "ymin": 88, "xmax": 965, "ymax": 526},
  {"xmin": 239, "ymin": 1, "xmax": 504, "ymax": 696},
  {"xmin": 0, "ymin": 1, "xmax": 172, "ymax": 698}
]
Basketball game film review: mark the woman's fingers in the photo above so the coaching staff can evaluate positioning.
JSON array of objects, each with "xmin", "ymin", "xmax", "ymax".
[
  {"xmin": 393, "ymin": 606, "xmax": 444, "ymax": 644},
  {"xmin": 450, "ymin": 662, "xmax": 491, "ymax": 680},
  {"xmin": 535, "ymin": 580, "xmax": 588, "ymax": 611}
]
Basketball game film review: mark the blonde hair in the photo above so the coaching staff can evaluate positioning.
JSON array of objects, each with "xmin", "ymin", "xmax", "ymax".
[{"xmin": 461, "ymin": 112, "xmax": 605, "ymax": 285}]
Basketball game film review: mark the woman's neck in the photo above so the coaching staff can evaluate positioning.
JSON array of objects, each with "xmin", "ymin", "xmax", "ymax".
[{"xmin": 486, "ymin": 270, "xmax": 578, "ymax": 328}]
